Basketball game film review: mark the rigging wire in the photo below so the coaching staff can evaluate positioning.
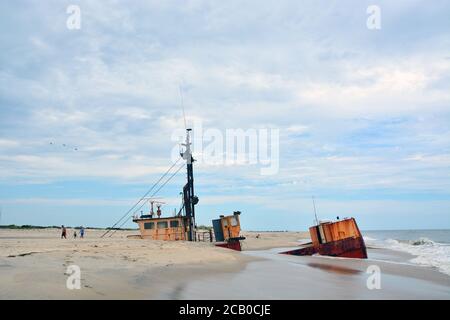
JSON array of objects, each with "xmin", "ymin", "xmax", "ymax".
[
  {"xmin": 177, "ymin": 197, "xmax": 185, "ymax": 216},
  {"xmin": 107, "ymin": 162, "xmax": 185, "ymax": 237},
  {"xmin": 100, "ymin": 158, "xmax": 182, "ymax": 238}
]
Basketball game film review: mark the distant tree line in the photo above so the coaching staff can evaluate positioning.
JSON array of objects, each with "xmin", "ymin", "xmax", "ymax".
[{"xmin": 0, "ymin": 224, "xmax": 137, "ymax": 230}]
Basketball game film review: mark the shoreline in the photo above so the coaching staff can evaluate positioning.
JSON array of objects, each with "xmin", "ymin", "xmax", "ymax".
[{"xmin": 1, "ymin": 228, "xmax": 449, "ymax": 299}]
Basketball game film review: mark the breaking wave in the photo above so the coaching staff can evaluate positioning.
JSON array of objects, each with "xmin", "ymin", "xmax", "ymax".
[
  {"xmin": 364, "ymin": 236, "xmax": 450, "ymax": 276},
  {"xmin": 409, "ymin": 237, "xmax": 435, "ymax": 246}
]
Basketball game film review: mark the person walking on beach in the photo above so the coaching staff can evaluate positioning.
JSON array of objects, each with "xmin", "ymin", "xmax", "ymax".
[
  {"xmin": 73, "ymin": 231, "xmax": 77, "ymax": 239},
  {"xmin": 61, "ymin": 225, "xmax": 67, "ymax": 239},
  {"xmin": 80, "ymin": 226, "xmax": 85, "ymax": 239}
]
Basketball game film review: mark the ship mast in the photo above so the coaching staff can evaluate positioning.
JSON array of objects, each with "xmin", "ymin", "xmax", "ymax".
[
  {"xmin": 312, "ymin": 196, "xmax": 319, "ymax": 225},
  {"xmin": 181, "ymin": 128, "xmax": 198, "ymax": 241}
]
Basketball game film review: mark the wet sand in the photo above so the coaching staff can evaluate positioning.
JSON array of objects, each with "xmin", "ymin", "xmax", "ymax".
[
  {"xmin": 0, "ymin": 228, "xmax": 449, "ymax": 299},
  {"xmin": 180, "ymin": 247, "xmax": 450, "ymax": 299}
]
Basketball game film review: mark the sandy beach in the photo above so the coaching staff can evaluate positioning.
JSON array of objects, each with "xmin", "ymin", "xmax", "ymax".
[{"xmin": 0, "ymin": 228, "xmax": 449, "ymax": 299}]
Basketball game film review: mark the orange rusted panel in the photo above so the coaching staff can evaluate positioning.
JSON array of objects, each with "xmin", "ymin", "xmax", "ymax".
[
  {"xmin": 323, "ymin": 218, "xmax": 361, "ymax": 242},
  {"xmin": 323, "ymin": 224, "xmax": 333, "ymax": 242},
  {"xmin": 309, "ymin": 226, "xmax": 320, "ymax": 247},
  {"xmin": 310, "ymin": 218, "xmax": 361, "ymax": 244},
  {"xmin": 136, "ymin": 217, "xmax": 189, "ymax": 241},
  {"xmin": 213, "ymin": 212, "xmax": 245, "ymax": 251},
  {"xmin": 221, "ymin": 214, "xmax": 241, "ymax": 240}
]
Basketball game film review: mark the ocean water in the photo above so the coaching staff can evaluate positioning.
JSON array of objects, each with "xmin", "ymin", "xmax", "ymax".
[{"xmin": 363, "ymin": 229, "xmax": 450, "ymax": 276}]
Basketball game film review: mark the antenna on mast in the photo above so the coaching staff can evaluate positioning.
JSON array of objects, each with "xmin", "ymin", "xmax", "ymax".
[
  {"xmin": 312, "ymin": 196, "xmax": 319, "ymax": 225},
  {"xmin": 179, "ymin": 85, "xmax": 187, "ymax": 130}
]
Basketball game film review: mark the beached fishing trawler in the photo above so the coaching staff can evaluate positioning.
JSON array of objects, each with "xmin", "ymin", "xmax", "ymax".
[
  {"xmin": 132, "ymin": 199, "xmax": 192, "ymax": 240},
  {"xmin": 125, "ymin": 128, "xmax": 245, "ymax": 250},
  {"xmin": 131, "ymin": 128, "xmax": 198, "ymax": 241},
  {"xmin": 282, "ymin": 217, "xmax": 368, "ymax": 259}
]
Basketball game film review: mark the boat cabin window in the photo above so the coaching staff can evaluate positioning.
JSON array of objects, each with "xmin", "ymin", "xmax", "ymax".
[
  {"xmin": 230, "ymin": 217, "xmax": 238, "ymax": 226},
  {"xmin": 222, "ymin": 219, "xmax": 228, "ymax": 227},
  {"xmin": 144, "ymin": 222, "xmax": 154, "ymax": 230},
  {"xmin": 170, "ymin": 220, "xmax": 179, "ymax": 228},
  {"xmin": 157, "ymin": 221, "xmax": 168, "ymax": 229}
]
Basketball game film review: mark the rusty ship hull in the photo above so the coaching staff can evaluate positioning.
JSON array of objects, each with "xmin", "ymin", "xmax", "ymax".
[{"xmin": 282, "ymin": 217, "xmax": 367, "ymax": 259}]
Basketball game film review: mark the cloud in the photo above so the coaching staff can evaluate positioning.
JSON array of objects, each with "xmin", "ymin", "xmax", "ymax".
[{"xmin": 0, "ymin": 0, "xmax": 449, "ymax": 228}]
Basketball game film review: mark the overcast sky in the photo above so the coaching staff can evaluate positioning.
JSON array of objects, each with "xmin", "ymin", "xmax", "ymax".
[{"xmin": 1, "ymin": 0, "xmax": 449, "ymax": 230}]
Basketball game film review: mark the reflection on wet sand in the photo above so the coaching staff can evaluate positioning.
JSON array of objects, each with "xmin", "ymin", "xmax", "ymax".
[{"xmin": 306, "ymin": 262, "xmax": 361, "ymax": 275}]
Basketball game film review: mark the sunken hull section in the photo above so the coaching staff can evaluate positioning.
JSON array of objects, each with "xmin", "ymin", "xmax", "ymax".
[
  {"xmin": 282, "ymin": 218, "xmax": 367, "ymax": 259},
  {"xmin": 316, "ymin": 236, "xmax": 367, "ymax": 258},
  {"xmin": 212, "ymin": 211, "xmax": 245, "ymax": 251},
  {"xmin": 215, "ymin": 240, "xmax": 243, "ymax": 251}
]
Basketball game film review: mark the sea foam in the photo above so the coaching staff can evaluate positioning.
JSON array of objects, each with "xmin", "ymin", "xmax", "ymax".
[{"xmin": 365, "ymin": 236, "xmax": 450, "ymax": 276}]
